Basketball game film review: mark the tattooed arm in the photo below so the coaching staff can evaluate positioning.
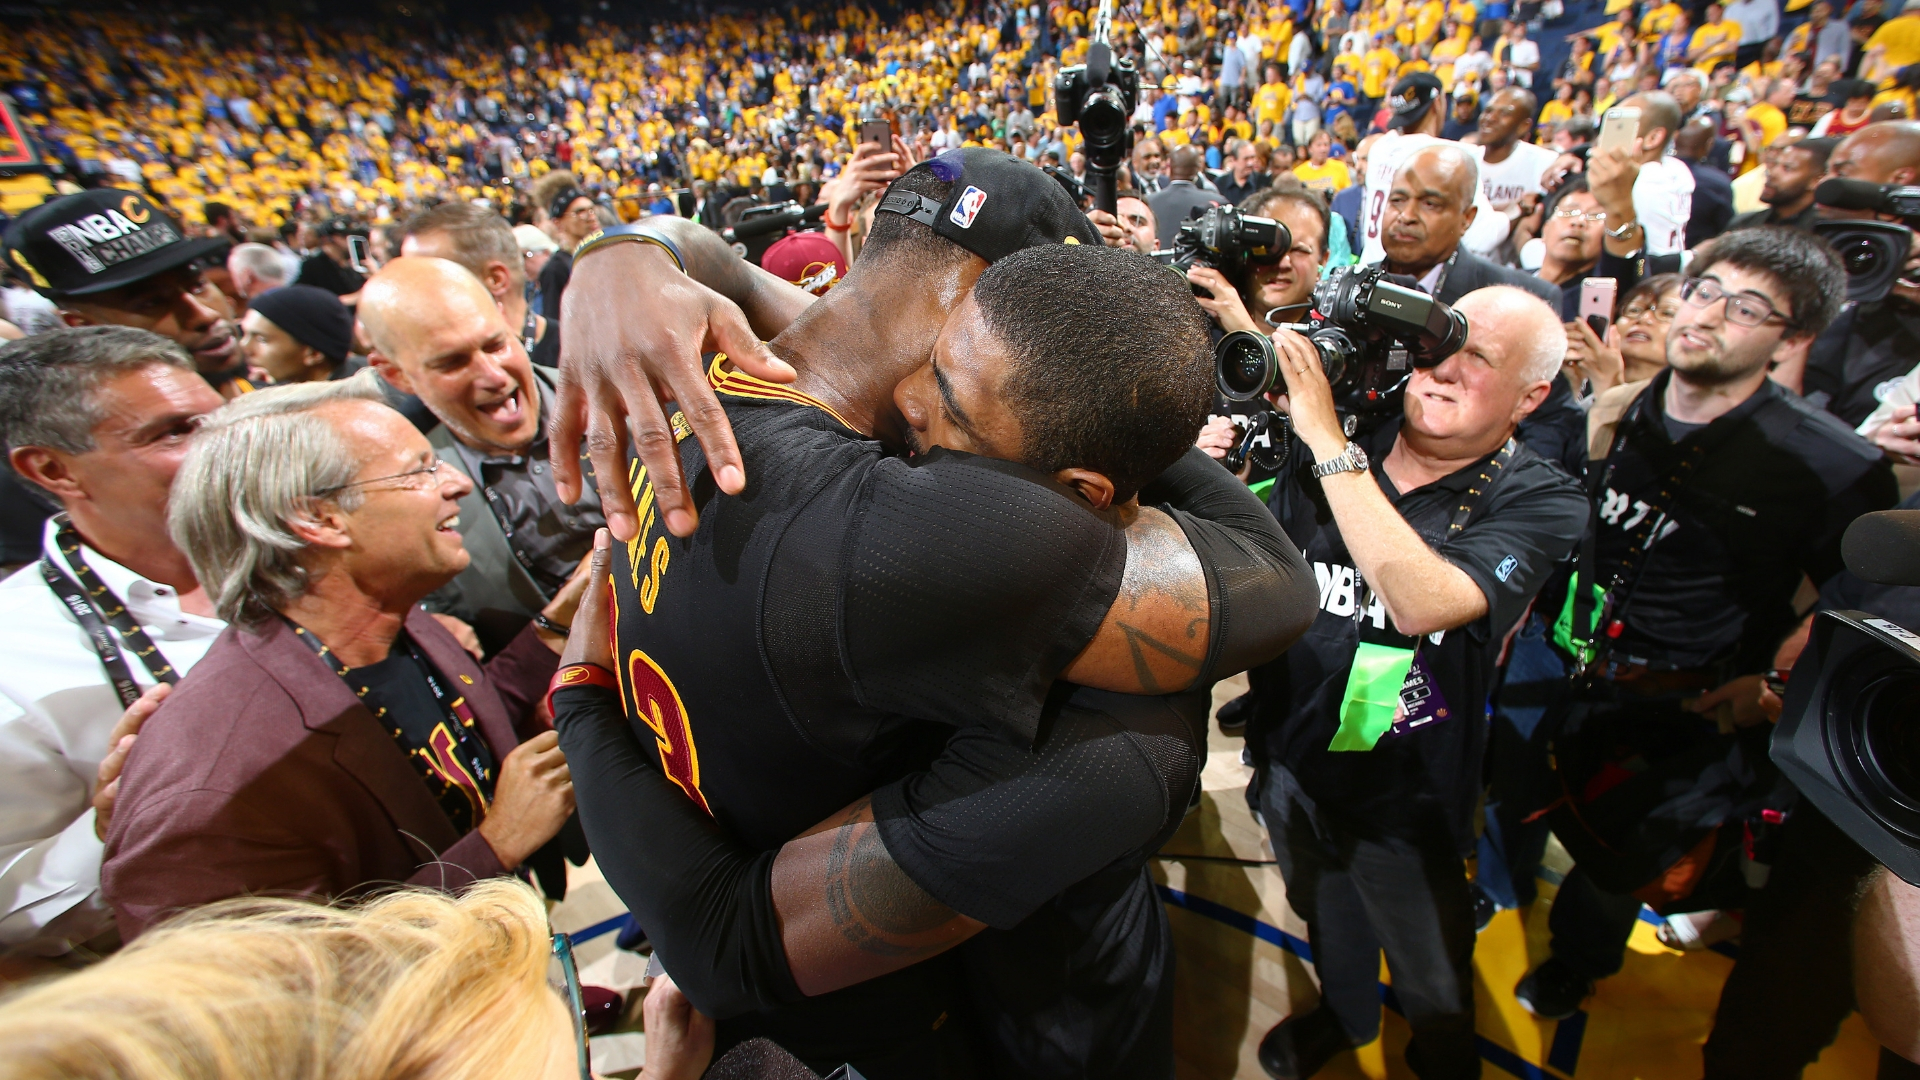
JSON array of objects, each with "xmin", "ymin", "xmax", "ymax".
[{"xmin": 1063, "ymin": 506, "xmax": 1212, "ymax": 694}]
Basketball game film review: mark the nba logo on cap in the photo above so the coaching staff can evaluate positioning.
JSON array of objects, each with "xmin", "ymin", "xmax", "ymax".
[{"xmin": 950, "ymin": 186, "xmax": 988, "ymax": 229}]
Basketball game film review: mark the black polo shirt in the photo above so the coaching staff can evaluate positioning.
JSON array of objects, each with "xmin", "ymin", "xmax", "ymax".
[
  {"xmin": 1804, "ymin": 297, "xmax": 1920, "ymax": 427},
  {"xmin": 1563, "ymin": 369, "xmax": 1895, "ymax": 675},
  {"xmin": 1247, "ymin": 417, "xmax": 1588, "ymax": 849}
]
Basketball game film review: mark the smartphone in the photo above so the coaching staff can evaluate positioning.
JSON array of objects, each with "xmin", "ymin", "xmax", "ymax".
[
  {"xmin": 1596, "ymin": 106, "xmax": 1641, "ymax": 156},
  {"xmin": 1579, "ymin": 277, "xmax": 1618, "ymax": 334},
  {"xmin": 858, "ymin": 119, "xmax": 893, "ymax": 150},
  {"xmin": 346, "ymin": 234, "xmax": 370, "ymax": 275}
]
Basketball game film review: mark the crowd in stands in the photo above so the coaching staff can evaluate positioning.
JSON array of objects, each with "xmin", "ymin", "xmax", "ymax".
[{"xmin": 7, "ymin": 0, "xmax": 1920, "ymax": 1077}]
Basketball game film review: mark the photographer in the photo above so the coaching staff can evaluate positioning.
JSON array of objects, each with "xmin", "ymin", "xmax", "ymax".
[
  {"xmin": 1186, "ymin": 182, "xmax": 1331, "ymax": 337},
  {"xmin": 1514, "ymin": 229, "xmax": 1898, "ymax": 1033},
  {"xmin": 1806, "ymin": 122, "xmax": 1920, "ymax": 428},
  {"xmin": 1245, "ymin": 286, "xmax": 1588, "ymax": 1080}
]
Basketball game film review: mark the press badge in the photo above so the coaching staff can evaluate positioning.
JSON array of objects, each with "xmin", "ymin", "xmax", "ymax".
[{"xmin": 1385, "ymin": 650, "xmax": 1452, "ymax": 738}]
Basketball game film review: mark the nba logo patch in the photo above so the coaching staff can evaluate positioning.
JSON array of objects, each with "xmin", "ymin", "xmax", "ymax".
[{"xmin": 950, "ymin": 186, "xmax": 988, "ymax": 229}]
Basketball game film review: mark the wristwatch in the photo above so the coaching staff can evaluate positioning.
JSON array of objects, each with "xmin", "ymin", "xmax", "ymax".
[
  {"xmin": 1605, "ymin": 217, "xmax": 1641, "ymax": 240},
  {"xmin": 1311, "ymin": 441, "xmax": 1370, "ymax": 478}
]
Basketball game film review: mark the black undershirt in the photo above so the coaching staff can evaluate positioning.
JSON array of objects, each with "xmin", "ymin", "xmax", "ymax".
[{"xmin": 348, "ymin": 641, "xmax": 497, "ymax": 833}]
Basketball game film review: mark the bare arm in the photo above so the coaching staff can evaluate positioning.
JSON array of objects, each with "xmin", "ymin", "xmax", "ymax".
[
  {"xmin": 1856, "ymin": 865, "xmax": 1920, "ymax": 1063},
  {"xmin": 1275, "ymin": 328, "xmax": 1490, "ymax": 637},
  {"xmin": 1063, "ymin": 505, "xmax": 1213, "ymax": 693}
]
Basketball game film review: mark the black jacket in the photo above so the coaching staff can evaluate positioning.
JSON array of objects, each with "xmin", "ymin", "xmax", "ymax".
[
  {"xmin": 1433, "ymin": 245, "xmax": 1559, "ymax": 307},
  {"xmin": 1684, "ymin": 160, "xmax": 1736, "ymax": 249},
  {"xmin": 1726, "ymin": 201, "xmax": 1822, "ymax": 233}
]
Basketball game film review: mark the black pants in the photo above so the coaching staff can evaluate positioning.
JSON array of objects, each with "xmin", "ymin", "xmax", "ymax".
[
  {"xmin": 1478, "ymin": 613, "xmax": 1572, "ymax": 910},
  {"xmin": 1257, "ymin": 766, "xmax": 1482, "ymax": 1080},
  {"xmin": 1701, "ymin": 804, "xmax": 1877, "ymax": 1080}
]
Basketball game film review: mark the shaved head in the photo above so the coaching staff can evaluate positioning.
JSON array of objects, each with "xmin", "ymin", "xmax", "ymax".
[
  {"xmin": 1168, "ymin": 145, "xmax": 1204, "ymax": 180},
  {"xmin": 359, "ymin": 256, "xmax": 540, "ymax": 454},
  {"xmin": 1622, "ymin": 92, "xmax": 1682, "ymax": 152},
  {"xmin": 1830, "ymin": 121, "xmax": 1920, "ymax": 186},
  {"xmin": 1399, "ymin": 144, "xmax": 1481, "ymax": 212}
]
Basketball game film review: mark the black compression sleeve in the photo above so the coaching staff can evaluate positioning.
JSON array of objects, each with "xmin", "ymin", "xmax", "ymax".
[
  {"xmin": 551, "ymin": 685, "xmax": 801, "ymax": 1018},
  {"xmin": 1139, "ymin": 447, "xmax": 1317, "ymax": 682}
]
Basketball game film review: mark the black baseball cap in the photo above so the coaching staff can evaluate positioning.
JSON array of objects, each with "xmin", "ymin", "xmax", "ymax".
[
  {"xmin": 1387, "ymin": 73, "xmax": 1446, "ymax": 131},
  {"xmin": 874, "ymin": 148, "xmax": 1100, "ymax": 264},
  {"xmin": 4, "ymin": 189, "xmax": 227, "ymax": 298}
]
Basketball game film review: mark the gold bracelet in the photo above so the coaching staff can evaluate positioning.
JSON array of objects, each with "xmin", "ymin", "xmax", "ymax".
[{"xmin": 572, "ymin": 227, "xmax": 686, "ymax": 273}]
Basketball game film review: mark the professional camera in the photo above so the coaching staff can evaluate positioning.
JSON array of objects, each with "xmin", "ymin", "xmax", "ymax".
[
  {"xmin": 1167, "ymin": 205, "xmax": 1287, "ymax": 282},
  {"xmin": 721, "ymin": 200, "xmax": 829, "ymax": 265},
  {"xmin": 1215, "ymin": 263, "xmax": 1470, "ymax": 417},
  {"xmin": 1775, "ymin": 510, "xmax": 1920, "ymax": 886},
  {"xmin": 1054, "ymin": 0, "xmax": 1136, "ymax": 213},
  {"xmin": 1812, "ymin": 177, "xmax": 1920, "ymax": 304}
]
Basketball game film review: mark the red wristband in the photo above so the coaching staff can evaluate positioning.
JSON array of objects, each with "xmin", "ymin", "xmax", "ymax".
[
  {"xmin": 545, "ymin": 662, "xmax": 619, "ymax": 719},
  {"xmin": 824, "ymin": 211, "xmax": 852, "ymax": 230}
]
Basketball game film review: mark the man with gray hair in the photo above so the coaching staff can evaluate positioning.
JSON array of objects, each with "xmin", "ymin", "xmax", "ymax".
[
  {"xmin": 400, "ymin": 202, "xmax": 559, "ymax": 368},
  {"xmin": 1242, "ymin": 286, "xmax": 1588, "ymax": 1080},
  {"xmin": 100, "ymin": 373, "xmax": 587, "ymax": 939},
  {"xmin": 0, "ymin": 326, "xmax": 226, "ymax": 957},
  {"xmin": 225, "ymin": 242, "xmax": 296, "ymax": 302}
]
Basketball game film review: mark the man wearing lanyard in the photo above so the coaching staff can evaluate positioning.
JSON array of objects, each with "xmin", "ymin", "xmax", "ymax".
[
  {"xmin": 0, "ymin": 327, "xmax": 226, "ymax": 958},
  {"xmin": 399, "ymin": 202, "xmax": 561, "ymax": 370},
  {"xmin": 1514, "ymin": 231, "xmax": 1897, "ymax": 1075},
  {"xmin": 101, "ymin": 374, "xmax": 584, "ymax": 940},
  {"xmin": 358, "ymin": 257, "xmax": 605, "ymax": 656},
  {"xmin": 1246, "ymin": 286, "xmax": 1588, "ymax": 1080}
]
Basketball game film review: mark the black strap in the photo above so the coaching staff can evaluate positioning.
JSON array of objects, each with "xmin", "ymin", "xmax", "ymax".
[
  {"xmin": 1570, "ymin": 389, "xmax": 1707, "ymax": 677},
  {"xmin": 283, "ymin": 618, "xmax": 498, "ymax": 831},
  {"xmin": 521, "ymin": 307, "xmax": 540, "ymax": 355},
  {"xmin": 876, "ymin": 189, "xmax": 942, "ymax": 227},
  {"xmin": 40, "ymin": 515, "xmax": 179, "ymax": 709},
  {"xmin": 1444, "ymin": 437, "xmax": 1517, "ymax": 536}
]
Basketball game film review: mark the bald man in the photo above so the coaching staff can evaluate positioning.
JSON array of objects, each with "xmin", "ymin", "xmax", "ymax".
[
  {"xmin": 1147, "ymin": 144, "xmax": 1227, "ymax": 249},
  {"xmin": 1375, "ymin": 143, "xmax": 1558, "ymax": 305},
  {"xmin": 1471, "ymin": 87, "xmax": 1560, "ymax": 222},
  {"xmin": 1811, "ymin": 121, "xmax": 1920, "ymax": 429},
  {"xmin": 361, "ymin": 256, "xmax": 605, "ymax": 651},
  {"xmin": 1245, "ymin": 285, "xmax": 1587, "ymax": 1079},
  {"xmin": 1358, "ymin": 74, "xmax": 1511, "ymax": 263}
]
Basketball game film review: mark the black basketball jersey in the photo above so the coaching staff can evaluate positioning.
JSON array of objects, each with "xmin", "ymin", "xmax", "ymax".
[{"xmin": 607, "ymin": 360, "xmax": 1130, "ymax": 1073}]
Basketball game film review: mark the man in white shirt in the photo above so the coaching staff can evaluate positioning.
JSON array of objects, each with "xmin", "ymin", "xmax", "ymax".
[
  {"xmin": 1471, "ymin": 87, "xmax": 1563, "ymax": 224},
  {"xmin": 1618, "ymin": 91, "xmax": 1696, "ymax": 256},
  {"xmin": 1505, "ymin": 23, "xmax": 1542, "ymax": 88},
  {"xmin": 0, "ymin": 326, "xmax": 226, "ymax": 956},
  {"xmin": 1359, "ymin": 74, "xmax": 1512, "ymax": 263}
]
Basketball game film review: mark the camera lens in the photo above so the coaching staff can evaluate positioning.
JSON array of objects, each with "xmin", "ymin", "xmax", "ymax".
[
  {"xmin": 1833, "ymin": 663, "xmax": 1920, "ymax": 843},
  {"xmin": 1215, "ymin": 331, "xmax": 1277, "ymax": 401},
  {"xmin": 1841, "ymin": 237, "xmax": 1886, "ymax": 278}
]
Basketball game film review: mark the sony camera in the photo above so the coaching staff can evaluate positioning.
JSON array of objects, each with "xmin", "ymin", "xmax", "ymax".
[
  {"xmin": 1167, "ymin": 205, "xmax": 1288, "ymax": 283},
  {"xmin": 1812, "ymin": 177, "xmax": 1920, "ymax": 304},
  {"xmin": 1774, "ymin": 511, "xmax": 1920, "ymax": 886},
  {"xmin": 721, "ymin": 200, "xmax": 829, "ymax": 265},
  {"xmin": 1215, "ymin": 263, "xmax": 1470, "ymax": 417}
]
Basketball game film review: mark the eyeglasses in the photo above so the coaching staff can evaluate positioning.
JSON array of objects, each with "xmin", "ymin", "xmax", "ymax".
[
  {"xmin": 1680, "ymin": 276, "xmax": 1790, "ymax": 328},
  {"xmin": 550, "ymin": 932, "xmax": 594, "ymax": 1080},
  {"xmin": 1551, "ymin": 206, "xmax": 1608, "ymax": 223},
  {"xmin": 1618, "ymin": 300, "xmax": 1682, "ymax": 323},
  {"xmin": 314, "ymin": 457, "xmax": 454, "ymax": 496},
  {"xmin": 565, "ymin": 205, "xmax": 600, "ymax": 220}
]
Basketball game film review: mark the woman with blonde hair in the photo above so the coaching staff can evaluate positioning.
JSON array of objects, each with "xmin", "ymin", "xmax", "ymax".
[{"xmin": 0, "ymin": 880, "xmax": 606, "ymax": 1080}]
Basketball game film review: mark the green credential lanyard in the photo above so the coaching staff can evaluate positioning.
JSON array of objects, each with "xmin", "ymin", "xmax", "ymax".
[{"xmin": 1327, "ymin": 439, "xmax": 1516, "ymax": 752}]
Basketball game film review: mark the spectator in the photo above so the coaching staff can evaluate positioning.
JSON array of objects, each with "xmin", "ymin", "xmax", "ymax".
[
  {"xmin": 1369, "ymin": 142, "xmax": 1557, "ymax": 305},
  {"xmin": 298, "ymin": 218, "xmax": 368, "ymax": 303},
  {"xmin": 1293, "ymin": 129, "xmax": 1354, "ymax": 195},
  {"xmin": 241, "ymin": 285, "xmax": 359, "ymax": 385},
  {"xmin": 1807, "ymin": 121, "xmax": 1920, "ymax": 425},
  {"xmin": 1472, "ymin": 87, "xmax": 1560, "ymax": 227},
  {"xmin": 532, "ymin": 172, "xmax": 595, "ymax": 323},
  {"xmin": 201, "ymin": 201, "xmax": 247, "ymax": 245},
  {"xmin": 226, "ymin": 242, "xmax": 294, "ymax": 302},
  {"xmin": 1567, "ymin": 273, "xmax": 1684, "ymax": 409},
  {"xmin": 1673, "ymin": 118, "xmax": 1739, "ymax": 246},
  {"xmin": 102, "ymin": 373, "xmax": 584, "ymax": 939},
  {"xmin": 1532, "ymin": 177, "xmax": 1610, "ymax": 311},
  {"xmin": 1864, "ymin": 0, "xmax": 1920, "ymax": 81},
  {"xmin": 1216, "ymin": 139, "xmax": 1272, "ymax": 204},
  {"xmin": 401, "ymin": 203, "xmax": 559, "ymax": 369},
  {"xmin": 1114, "ymin": 190, "xmax": 1161, "ymax": 255},
  {"xmin": 1811, "ymin": 79, "xmax": 1880, "ymax": 137},
  {"xmin": 1246, "ymin": 285, "xmax": 1586, "ymax": 1080},
  {"xmin": 1726, "ymin": 0, "xmax": 1783, "ymax": 70},
  {"xmin": 1614, "ymin": 91, "xmax": 1697, "ymax": 255},
  {"xmin": 1515, "ymin": 229, "xmax": 1895, "ymax": 1033},
  {"xmin": 1727, "ymin": 136, "xmax": 1837, "ymax": 230},
  {"xmin": 1690, "ymin": 4, "xmax": 1744, "ymax": 71},
  {"xmin": 1788, "ymin": 2, "xmax": 1854, "ymax": 73},
  {"xmin": 359, "ymin": 257, "xmax": 606, "ymax": 651},
  {"xmin": 0, "ymin": 880, "xmax": 604, "ymax": 1080},
  {"xmin": 0, "ymin": 328, "xmax": 226, "ymax": 957},
  {"xmin": 1504, "ymin": 22, "xmax": 1541, "ymax": 88},
  {"xmin": 2, "ymin": 191, "xmax": 251, "ymax": 400},
  {"xmin": 513, "ymin": 224, "xmax": 557, "ymax": 318},
  {"xmin": 1148, "ymin": 145, "xmax": 1227, "ymax": 249}
]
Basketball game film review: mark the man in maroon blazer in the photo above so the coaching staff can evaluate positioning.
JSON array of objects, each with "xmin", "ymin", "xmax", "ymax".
[{"xmin": 102, "ymin": 372, "xmax": 586, "ymax": 938}]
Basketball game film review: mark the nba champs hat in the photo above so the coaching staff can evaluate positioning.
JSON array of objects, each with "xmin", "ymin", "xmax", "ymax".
[
  {"xmin": 874, "ymin": 147, "xmax": 1100, "ymax": 263},
  {"xmin": 5, "ymin": 189, "xmax": 228, "ymax": 298}
]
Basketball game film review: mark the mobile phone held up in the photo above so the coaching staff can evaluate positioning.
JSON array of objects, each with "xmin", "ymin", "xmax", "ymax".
[
  {"xmin": 858, "ymin": 119, "xmax": 892, "ymax": 151},
  {"xmin": 1579, "ymin": 277, "xmax": 1617, "ymax": 340},
  {"xmin": 1595, "ymin": 107, "xmax": 1641, "ymax": 158}
]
